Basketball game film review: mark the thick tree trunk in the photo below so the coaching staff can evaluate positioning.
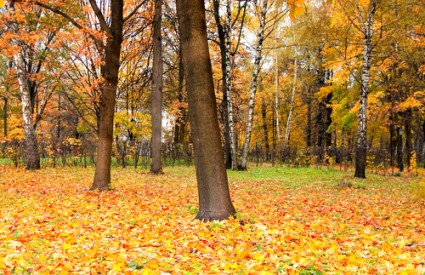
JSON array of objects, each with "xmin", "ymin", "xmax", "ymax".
[
  {"xmin": 354, "ymin": 1, "xmax": 376, "ymax": 179},
  {"xmin": 150, "ymin": 0, "xmax": 163, "ymax": 174},
  {"xmin": 91, "ymin": 0, "xmax": 123, "ymax": 190},
  {"xmin": 241, "ymin": 0, "xmax": 268, "ymax": 170},
  {"xmin": 177, "ymin": 0, "xmax": 236, "ymax": 221},
  {"xmin": 283, "ymin": 58, "xmax": 298, "ymax": 154}
]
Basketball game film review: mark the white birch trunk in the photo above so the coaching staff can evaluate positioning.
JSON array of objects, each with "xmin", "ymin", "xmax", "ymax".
[
  {"xmin": 355, "ymin": 0, "xmax": 376, "ymax": 178},
  {"xmin": 283, "ymin": 57, "xmax": 298, "ymax": 152},
  {"xmin": 225, "ymin": 0, "xmax": 239, "ymax": 170},
  {"xmin": 241, "ymin": 0, "xmax": 268, "ymax": 169},
  {"xmin": 13, "ymin": 52, "xmax": 40, "ymax": 169}
]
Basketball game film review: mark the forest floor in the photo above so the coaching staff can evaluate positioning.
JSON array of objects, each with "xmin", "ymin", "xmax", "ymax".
[{"xmin": 0, "ymin": 164, "xmax": 424, "ymax": 274}]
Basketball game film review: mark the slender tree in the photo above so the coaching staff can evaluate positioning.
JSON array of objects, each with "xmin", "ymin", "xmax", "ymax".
[
  {"xmin": 176, "ymin": 0, "xmax": 236, "ymax": 221},
  {"xmin": 241, "ymin": 0, "xmax": 268, "ymax": 170},
  {"xmin": 354, "ymin": 0, "xmax": 376, "ymax": 178}
]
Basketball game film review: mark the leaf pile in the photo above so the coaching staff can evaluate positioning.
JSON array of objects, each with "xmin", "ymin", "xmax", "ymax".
[{"xmin": 0, "ymin": 166, "xmax": 424, "ymax": 274}]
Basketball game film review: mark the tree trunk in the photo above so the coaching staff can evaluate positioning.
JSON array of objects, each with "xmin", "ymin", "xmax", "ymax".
[
  {"xmin": 3, "ymin": 97, "xmax": 7, "ymax": 137},
  {"xmin": 283, "ymin": 58, "xmax": 298, "ymax": 154},
  {"xmin": 404, "ymin": 109, "xmax": 413, "ymax": 169},
  {"xmin": 225, "ymin": 0, "xmax": 239, "ymax": 170},
  {"xmin": 14, "ymin": 53, "xmax": 41, "ymax": 170},
  {"xmin": 354, "ymin": 1, "xmax": 376, "ymax": 179},
  {"xmin": 173, "ymin": 52, "xmax": 186, "ymax": 145},
  {"xmin": 150, "ymin": 0, "xmax": 163, "ymax": 174},
  {"xmin": 306, "ymin": 93, "xmax": 312, "ymax": 148},
  {"xmin": 261, "ymin": 99, "xmax": 270, "ymax": 160},
  {"xmin": 423, "ymin": 119, "xmax": 425, "ymax": 168},
  {"xmin": 177, "ymin": 0, "xmax": 236, "ymax": 221},
  {"xmin": 389, "ymin": 113, "xmax": 396, "ymax": 172},
  {"xmin": 91, "ymin": 0, "xmax": 124, "ymax": 190},
  {"xmin": 275, "ymin": 54, "xmax": 280, "ymax": 156},
  {"xmin": 396, "ymin": 126, "xmax": 404, "ymax": 172},
  {"xmin": 213, "ymin": 0, "xmax": 232, "ymax": 169},
  {"xmin": 241, "ymin": 0, "xmax": 268, "ymax": 170}
]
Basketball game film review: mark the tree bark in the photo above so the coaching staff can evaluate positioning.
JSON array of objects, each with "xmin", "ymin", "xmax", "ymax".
[
  {"xmin": 3, "ymin": 97, "xmax": 7, "ymax": 137},
  {"xmin": 396, "ymin": 126, "xmax": 404, "ymax": 172},
  {"xmin": 283, "ymin": 58, "xmax": 298, "ymax": 154},
  {"xmin": 15, "ymin": 55, "xmax": 40, "ymax": 170},
  {"xmin": 91, "ymin": 0, "xmax": 124, "ymax": 190},
  {"xmin": 177, "ymin": 0, "xmax": 236, "ymax": 221},
  {"xmin": 261, "ymin": 99, "xmax": 270, "ymax": 160},
  {"xmin": 241, "ymin": 0, "xmax": 268, "ymax": 170},
  {"xmin": 224, "ymin": 0, "xmax": 239, "ymax": 170},
  {"xmin": 423, "ymin": 119, "xmax": 425, "ymax": 168},
  {"xmin": 274, "ymin": 54, "xmax": 281, "ymax": 155},
  {"xmin": 173, "ymin": 51, "xmax": 186, "ymax": 145},
  {"xmin": 150, "ymin": 0, "xmax": 163, "ymax": 174},
  {"xmin": 354, "ymin": 1, "xmax": 376, "ymax": 178},
  {"xmin": 404, "ymin": 109, "xmax": 413, "ymax": 169},
  {"xmin": 212, "ymin": 0, "xmax": 232, "ymax": 169}
]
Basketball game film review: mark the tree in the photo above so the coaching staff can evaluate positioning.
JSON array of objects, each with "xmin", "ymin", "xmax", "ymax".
[
  {"xmin": 176, "ymin": 0, "xmax": 236, "ymax": 221},
  {"xmin": 150, "ymin": 0, "xmax": 163, "ymax": 174},
  {"xmin": 353, "ymin": 0, "xmax": 377, "ymax": 178},
  {"xmin": 4, "ymin": 2, "xmax": 61, "ymax": 170},
  {"xmin": 240, "ymin": 0, "xmax": 269, "ymax": 170},
  {"xmin": 33, "ymin": 0, "xmax": 145, "ymax": 190}
]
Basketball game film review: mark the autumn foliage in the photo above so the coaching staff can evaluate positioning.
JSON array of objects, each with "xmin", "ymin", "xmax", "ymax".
[{"xmin": 1, "ymin": 165, "xmax": 424, "ymax": 274}]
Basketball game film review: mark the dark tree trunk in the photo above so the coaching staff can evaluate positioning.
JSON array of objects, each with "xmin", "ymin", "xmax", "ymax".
[
  {"xmin": 261, "ymin": 99, "xmax": 270, "ymax": 160},
  {"xmin": 3, "ymin": 97, "xmax": 7, "ymax": 137},
  {"xmin": 389, "ymin": 114, "xmax": 396, "ymax": 170},
  {"xmin": 91, "ymin": 0, "xmax": 124, "ymax": 191},
  {"xmin": 306, "ymin": 95, "xmax": 312, "ymax": 148},
  {"xmin": 422, "ymin": 119, "xmax": 425, "ymax": 168},
  {"xmin": 177, "ymin": 0, "xmax": 236, "ymax": 221},
  {"xmin": 404, "ymin": 110, "xmax": 413, "ymax": 169},
  {"xmin": 396, "ymin": 127, "xmax": 404, "ymax": 172},
  {"xmin": 150, "ymin": 0, "xmax": 163, "ymax": 174},
  {"xmin": 173, "ymin": 53, "xmax": 186, "ymax": 145}
]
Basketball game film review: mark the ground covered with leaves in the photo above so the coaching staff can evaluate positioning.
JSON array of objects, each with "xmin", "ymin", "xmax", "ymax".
[{"xmin": 0, "ymin": 165, "xmax": 424, "ymax": 274}]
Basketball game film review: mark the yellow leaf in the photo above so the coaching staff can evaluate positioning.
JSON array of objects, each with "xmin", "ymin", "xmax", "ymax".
[
  {"xmin": 252, "ymin": 251, "xmax": 265, "ymax": 261},
  {"xmin": 62, "ymin": 243, "xmax": 72, "ymax": 250},
  {"xmin": 0, "ymin": 0, "xmax": 4, "ymax": 8},
  {"xmin": 347, "ymin": 253, "xmax": 363, "ymax": 266}
]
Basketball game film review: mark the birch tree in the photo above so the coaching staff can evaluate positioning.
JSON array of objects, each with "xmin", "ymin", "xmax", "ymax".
[
  {"xmin": 354, "ymin": 0, "xmax": 376, "ymax": 178},
  {"xmin": 4, "ymin": 3, "xmax": 60, "ymax": 170},
  {"xmin": 240, "ymin": 0, "xmax": 269, "ymax": 170}
]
